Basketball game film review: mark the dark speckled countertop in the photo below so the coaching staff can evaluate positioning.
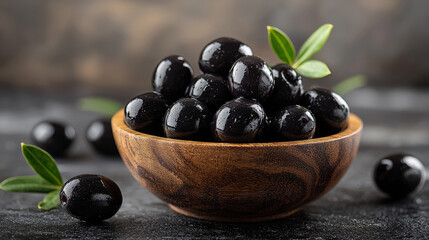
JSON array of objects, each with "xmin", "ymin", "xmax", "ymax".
[{"xmin": 1, "ymin": 88, "xmax": 429, "ymax": 239}]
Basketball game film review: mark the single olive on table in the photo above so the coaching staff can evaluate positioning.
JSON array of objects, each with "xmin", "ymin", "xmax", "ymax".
[
  {"xmin": 86, "ymin": 118, "xmax": 119, "ymax": 156},
  {"xmin": 30, "ymin": 120, "xmax": 76, "ymax": 157},
  {"xmin": 374, "ymin": 153, "xmax": 426, "ymax": 199},
  {"xmin": 60, "ymin": 174, "xmax": 122, "ymax": 223}
]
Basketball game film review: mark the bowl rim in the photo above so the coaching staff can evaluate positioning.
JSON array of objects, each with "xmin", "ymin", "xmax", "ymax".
[{"xmin": 112, "ymin": 110, "xmax": 362, "ymax": 148}]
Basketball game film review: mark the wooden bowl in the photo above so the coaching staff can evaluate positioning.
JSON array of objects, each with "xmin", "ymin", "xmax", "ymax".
[{"xmin": 112, "ymin": 110, "xmax": 362, "ymax": 222}]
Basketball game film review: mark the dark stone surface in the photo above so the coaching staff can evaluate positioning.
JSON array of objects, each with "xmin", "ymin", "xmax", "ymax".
[{"xmin": 1, "ymin": 89, "xmax": 429, "ymax": 239}]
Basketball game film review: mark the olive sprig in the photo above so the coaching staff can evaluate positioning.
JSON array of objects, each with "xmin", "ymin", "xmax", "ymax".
[
  {"xmin": 0, "ymin": 143, "xmax": 63, "ymax": 210},
  {"xmin": 267, "ymin": 24, "xmax": 333, "ymax": 78},
  {"xmin": 332, "ymin": 74, "xmax": 367, "ymax": 95},
  {"xmin": 77, "ymin": 97, "xmax": 123, "ymax": 117}
]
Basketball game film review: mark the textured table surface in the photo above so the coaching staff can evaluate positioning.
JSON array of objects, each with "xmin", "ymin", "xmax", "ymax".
[{"xmin": 1, "ymin": 88, "xmax": 429, "ymax": 239}]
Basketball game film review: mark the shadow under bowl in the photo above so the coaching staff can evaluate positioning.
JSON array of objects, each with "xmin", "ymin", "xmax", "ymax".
[{"xmin": 112, "ymin": 111, "xmax": 362, "ymax": 222}]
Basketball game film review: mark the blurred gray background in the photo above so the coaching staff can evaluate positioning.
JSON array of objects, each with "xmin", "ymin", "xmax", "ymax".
[
  {"xmin": 2, "ymin": 2, "xmax": 429, "ymax": 238},
  {"xmin": 0, "ymin": 0, "xmax": 428, "ymax": 96}
]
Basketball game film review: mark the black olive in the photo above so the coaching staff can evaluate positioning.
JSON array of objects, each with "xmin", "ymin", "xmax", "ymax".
[
  {"xmin": 60, "ymin": 174, "xmax": 122, "ymax": 222},
  {"xmin": 300, "ymin": 88, "xmax": 349, "ymax": 135},
  {"xmin": 186, "ymin": 74, "xmax": 232, "ymax": 110},
  {"xmin": 272, "ymin": 105, "xmax": 316, "ymax": 141},
  {"xmin": 30, "ymin": 121, "xmax": 75, "ymax": 157},
  {"xmin": 374, "ymin": 153, "xmax": 426, "ymax": 198},
  {"xmin": 199, "ymin": 37, "xmax": 253, "ymax": 77},
  {"xmin": 228, "ymin": 56, "xmax": 274, "ymax": 101},
  {"xmin": 212, "ymin": 97, "xmax": 266, "ymax": 143},
  {"xmin": 256, "ymin": 114, "xmax": 272, "ymax": 143},
  {"xmin": 163, "ymin": 98, "xmax": 211, "ymax": 140},
  {"xmin": 152, "ymin": 55, "xmax": 193, "ymax": 102},
  {"xmin": 124, "ymin": 92, "xmax": 169, "ymax": 133},
  {"xmin": 264, "ymin": 64, "xmax": 303, "ymax": 114},
  {"xmin": 86, "ymin": 118, "xmax": 118, "ymax": 156}
]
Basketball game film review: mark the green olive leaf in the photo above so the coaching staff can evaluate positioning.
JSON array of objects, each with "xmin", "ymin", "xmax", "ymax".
[
  {"xmin": 0, "ymin": 176, "xmax": 61, "ymax": 193},
  {"xmin": 333, "ymin": 75, "xmax": 367, "ymax": 95},
  {"xmin": 21, "ymin": 143, "xmax": 63, "ymax": 186},
  {"xmin": 78, "ymin": 97, "xmax": 123, "ymax": 117},
  {"xmin": 267, "ymin": 26, "xmax": 296, "ymax": 65},
  {"xmin": 38, "ymin": 189, "xmax": 61, "ymax": 210},
  {"xmin": 1, "ymin": 144, "xmax": 64, "ymax": 211},
  {"xmin": 295, "ymin": 60, "xmax": 331, "ymax": 78},
  {"xmin": 294, "ymin": 24, "xmax": 333, "ymax": 68}
]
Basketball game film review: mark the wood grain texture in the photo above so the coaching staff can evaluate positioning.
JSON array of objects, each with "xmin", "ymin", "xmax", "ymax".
[{"xmin": 112, "ymin": 111, "xmax": 362, "ymax": 222}]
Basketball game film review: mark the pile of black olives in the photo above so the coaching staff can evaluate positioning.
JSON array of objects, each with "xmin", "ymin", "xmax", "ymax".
[{"xmin": 125, "ymin": 37, "xmax": 350, "ymax": 143}]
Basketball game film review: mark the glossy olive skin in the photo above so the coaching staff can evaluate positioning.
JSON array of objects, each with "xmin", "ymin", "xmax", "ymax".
[
  {"xmin": 152, "ymin": 55, "xmax": 193, "ymax": 102},
  {"xmin": 186, "ymin": 74, "xmax": 232, "ymax": 110},
  {"xmin": 60, "ymin": 174, "xmax": 122, "ymax": 222},
  {"xmin": 264, "ymin": 64, "xmax": 303, "ymax": 114},
  {"xmin": 300, "ymin": 88, "xmax": 350, "ymax": 135},
  {"xmin": 228, "ymin": 56, "xmax": 274, "ymax": 101},
  {"xmin": 272, "ymin": 105, "xmax": 316, "ymax": 141},
  {"xmin": 30, "ymin": 121, "xmax": 75, "ymax": 157},
  {"xmin": 163, "ymin": 98, "xmax": 211, "ymax": 140},
  {"xmin": 124, "ymin": 92, "xmax": 169, "ymax": 133},
  {"xmin": 199, "ymin": 37, "xmax": 253, "ymax": 77},
  {"xmin": 86, "ymin": 118, "xmax": 118, "ymax": 156},
  {"xmin": 256, "ymin": 114, "xmax": 273, "ymax": 142},
  {"xmin": 374, "ymin": 153, "xmax": 426, "ymax": 198},
  {"xmin": 212, "ymin": 97, "xmax": 266, "ymax": 143}
]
